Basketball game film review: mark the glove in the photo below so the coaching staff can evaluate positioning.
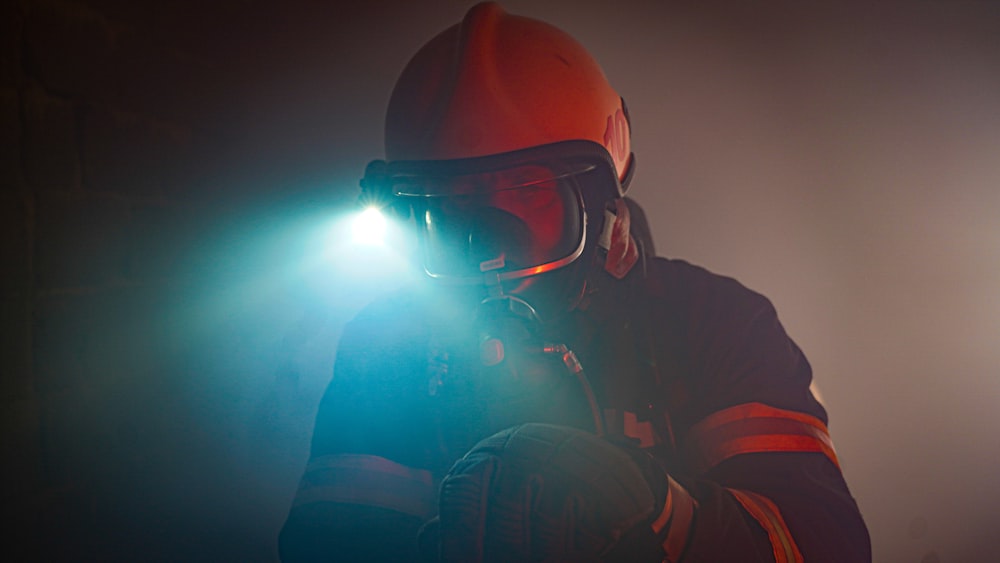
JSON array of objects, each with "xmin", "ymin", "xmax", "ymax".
[{"xmin": 422, "ymin": 423, "xmax": 672, "ymax": 563}]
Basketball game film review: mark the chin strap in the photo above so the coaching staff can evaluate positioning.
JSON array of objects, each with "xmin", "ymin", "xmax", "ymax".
[{"xmin": 598, "ymin": 198, "xmax": 640, "ymax": 279}]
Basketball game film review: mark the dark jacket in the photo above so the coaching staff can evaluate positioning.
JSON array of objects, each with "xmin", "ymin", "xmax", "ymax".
[{"xmin": 280, "ymin": 257, "xmax": 871, "ymax": 562}]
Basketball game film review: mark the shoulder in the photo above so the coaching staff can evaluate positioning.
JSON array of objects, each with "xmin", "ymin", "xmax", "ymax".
[
  {"xmin": 639, "ymin": 257, "xmax": 824, "ymax": 423},
  {"xmin": 339, "ymin": 287, "xmax": 452, "ymax": 352},
  {"xmin": 333, "ymin": 285, "xmax": 476, "ymax": 390},
  {"xmin": 345, "ymin": 285, "xmax": 472, "ymax": 334},
  {"xmin": 332, "ymin": 289, "xmax": 436, "ymax": 389},
  {"xmin": 640, "ymin": 256, "xmax": 775, "ymax": 317},
  {"xmin": 345, "ymin": 288, "xmax": 428, "ymax": 333}
]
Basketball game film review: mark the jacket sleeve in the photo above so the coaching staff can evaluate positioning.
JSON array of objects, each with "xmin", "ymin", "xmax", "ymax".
[
  {"xmin": 279, "ymin": 296, "xmax": 438, "ymax": 562},
  {"xmin": 649, "ymin": 259, "xmax": 871, "ymax": 563}
]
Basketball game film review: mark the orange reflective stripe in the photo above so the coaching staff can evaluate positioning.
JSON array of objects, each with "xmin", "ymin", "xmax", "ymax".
[
  {"xmin": 727, "ymin": 488, "xmax": 803, "ymax": 563},
  {"xmin": 293, "ymin": 454, "xmax": 436, "ymax": 518},
  {"xmin": 624, "ymin": 410, "xmax": 657, "ymax": 447},
  {"xmin": 686, "ymin": 402, "xmax": 839, "ymax": 473},
  {"xmin": 663, "ymin": 476, "xmax": 697, "ymax": 563},
  {"xmin": 603, "ymin": 408, "xmax": 661, "ymax": 448},
  {"xmin": 649, "ymin": 475, "xmax": 698, "ymax": 563}
]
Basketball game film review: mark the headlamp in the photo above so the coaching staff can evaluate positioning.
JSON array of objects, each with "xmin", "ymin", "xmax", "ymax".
[{"xmin": 351, "ymin": 206, "xmax": 387, "ymax": 245}]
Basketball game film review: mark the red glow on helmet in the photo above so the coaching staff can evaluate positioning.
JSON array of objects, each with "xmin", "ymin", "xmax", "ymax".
[{"xmin": 385, "ymin": 2, "xmax": 633, "ymax": 183}]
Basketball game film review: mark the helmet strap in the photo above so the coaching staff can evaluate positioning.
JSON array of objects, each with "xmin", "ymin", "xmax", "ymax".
[{"xmin": 597, "ymin": 198, "xmax": 639, "ymax": 280}]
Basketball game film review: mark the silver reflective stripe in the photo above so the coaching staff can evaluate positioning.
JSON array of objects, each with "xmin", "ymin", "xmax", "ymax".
[
  {"xmin": 293, "ymin": 454, "xmax": 436, "ymax": 519},
  {"xmin": 598, "ymin": 208, "xmax": 616, "ymax": 250}
]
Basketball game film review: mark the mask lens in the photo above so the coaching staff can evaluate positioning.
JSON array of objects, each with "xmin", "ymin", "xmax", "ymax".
[
  {"xmin": 386, "ymin": 141, "xmax": 623, "ymax": 284},
  {"xmin": 397, "ymin": 166, "xmax": 586, "ymax": 280}
]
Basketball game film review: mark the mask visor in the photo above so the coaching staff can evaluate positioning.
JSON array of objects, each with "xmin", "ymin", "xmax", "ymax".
[{"xmin": 387, "ymin": 141, "xmax": 622, "ymax": 284}]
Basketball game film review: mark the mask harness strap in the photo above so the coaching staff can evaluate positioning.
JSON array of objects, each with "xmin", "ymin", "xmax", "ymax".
[
  {"xmin": 592, "ymin": 199, "xmax": 677, "ymax": 454},
  {"xmin": 598, "ymin": 198, "xmax": 640, "ymax": 279}
]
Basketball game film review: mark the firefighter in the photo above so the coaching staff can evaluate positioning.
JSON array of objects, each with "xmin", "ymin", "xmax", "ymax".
[{"xmin": 279, "ymin": 3, "xmax": 871, "ymax": 562}]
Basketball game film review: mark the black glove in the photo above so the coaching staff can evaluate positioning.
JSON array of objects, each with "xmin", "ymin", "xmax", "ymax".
[{"xmin": 421, "ymin": 423, "xmax": 672, "ymax": 563}]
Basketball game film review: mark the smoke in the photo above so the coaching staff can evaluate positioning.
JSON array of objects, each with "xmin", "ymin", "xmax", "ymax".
[{"xmin": 215, "ymin": 1, "xmax": 999, "ymax": 559}]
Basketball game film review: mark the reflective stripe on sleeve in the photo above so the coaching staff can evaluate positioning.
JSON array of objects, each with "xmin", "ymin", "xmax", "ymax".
[
  {"xmin": 686, "ymin": 402, "xmax": 840, "ymax": 474},
  {"xmin": 292, "ymin": 454, "xmax": 436, "ymax": 518},
  {"xmin": 649, "ymin": 474, "xmax": 698, "ymax": 563},
  {"xmin": 726, "ymin": 488, "xmax": 803, "ymax": 563}
]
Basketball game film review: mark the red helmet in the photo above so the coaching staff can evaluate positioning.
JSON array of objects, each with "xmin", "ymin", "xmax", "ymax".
[
  {"xmin": 364, "ymin": 2, "xmax": 639, "ymax": 301},
  {"xmin": 385, "ymin": 2, "xmax": 633, "ymax": 182}
]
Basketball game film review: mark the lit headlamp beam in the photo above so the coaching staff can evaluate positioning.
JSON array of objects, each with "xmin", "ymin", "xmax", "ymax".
[{"xmin": 351, "ymin": 206, "xmax": 388, "ymax": 245}]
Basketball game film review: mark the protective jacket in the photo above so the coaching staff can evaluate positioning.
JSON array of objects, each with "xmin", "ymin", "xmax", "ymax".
[{"xmin": 279, "ymin": 256, "xmax": 872, "ymax": 562}]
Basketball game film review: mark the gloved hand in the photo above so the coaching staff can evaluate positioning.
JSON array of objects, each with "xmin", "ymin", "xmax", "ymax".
[{"xmin": 420, "ymin": 423, "xmax": 673, "ymax": 563}]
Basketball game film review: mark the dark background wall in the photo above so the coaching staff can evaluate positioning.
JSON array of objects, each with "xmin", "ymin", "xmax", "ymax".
[{"xmin": 3, "ymin": 1, "xmax": 998, "ymax": 561}]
